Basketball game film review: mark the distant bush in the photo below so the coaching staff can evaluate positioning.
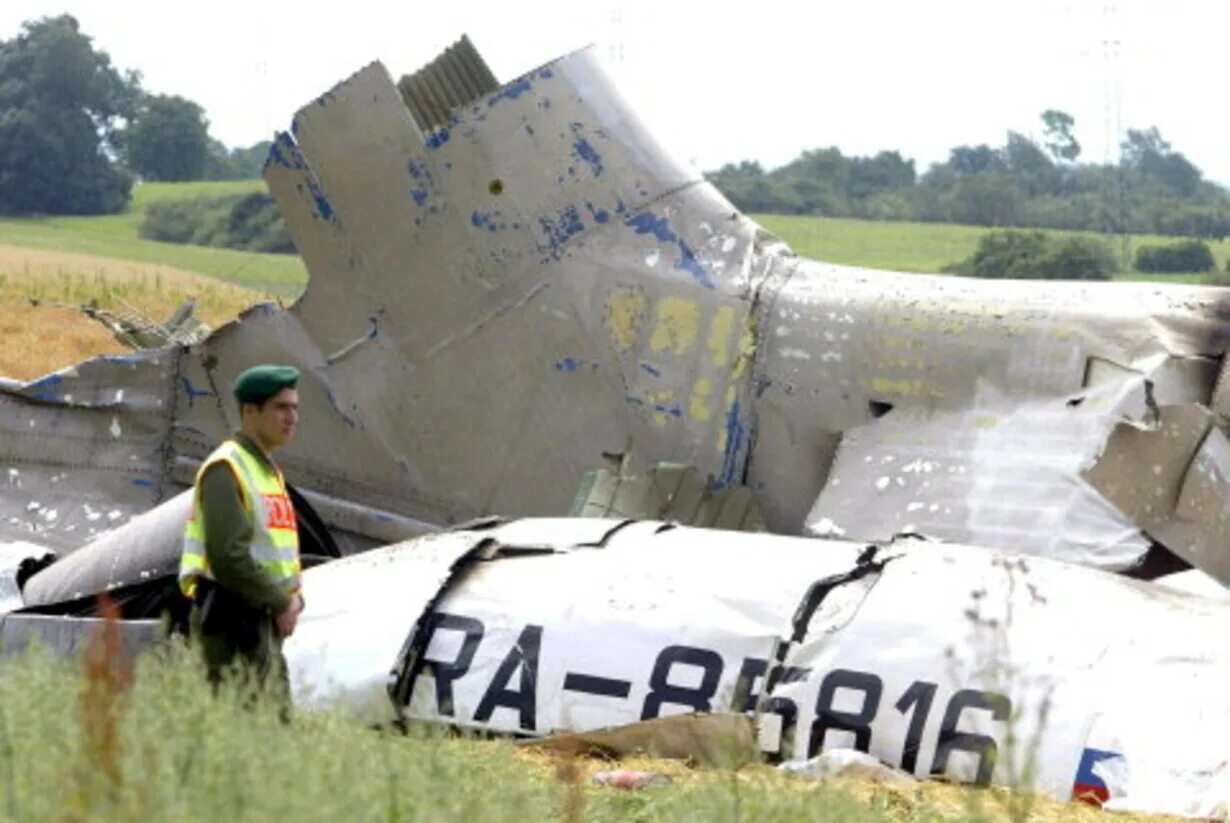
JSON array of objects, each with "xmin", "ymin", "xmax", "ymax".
[
  {"xmin": 944, "ymin": 230, "xmax": 1116, "ymax": 280},
  {"xmin": 140, "ymin": 193, "xmax": 294, "ymax": 254},
  {"xmin": 1134, "ymin": 239, "xmax": 1216, "ymax": 273}
]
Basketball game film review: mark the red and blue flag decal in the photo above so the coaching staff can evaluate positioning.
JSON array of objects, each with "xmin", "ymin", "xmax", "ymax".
[{"xmin": 1072, "ymin": 747, "xmax": 1124, "ymax": 806}]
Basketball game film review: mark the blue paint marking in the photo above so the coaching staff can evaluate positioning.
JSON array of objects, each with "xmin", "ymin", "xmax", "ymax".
[
  {"xmin": 425, "ymin": 127, "xmax": 451, "ymax": 149},
  {"xmin": 488, "ymin": 77, "xmax": 533, "ymax": 107},
  {"xmin": 131, "ymin": 478, "xmax": 155, "ymax": 489},
  {"xmin": 675, "ymin": 240, "xmax": 714, "ymax": 288},
  {"xmin": 555, "ymin": 358, "xmax": 582, "ymax": 373},
  {"xmin": 538, "ymin": 68, "xmax": 555, "ymax": 79},
  {"xmin": 307, "ymin": 178, "xmax": 335, "ymax": 221},
  {"xmin": 99, "ymin": 354, "xmax": 144, "ymax": 365},
  {"xmin": 572, "ymin": 136, "xmax": 604, "ymax": 177},
  {"xmin": 640, "ymin": 363, "xmax": 661, "ymax": 377},
  {"xmin": 614, "ymin": 199, "xmax": 627, "ymax": 214},
  {"xmin": 472, "ymin": 211, "xmax": 506, "ymax": 232},
  {"xmin": 407, "ymin": 160, "xmax": 429, "ymax": 180},
  {"xmin": 653, "ymin": 403, "xmax": 683, "ymax": 419},
  {"xmin": 538, "ymin": 205, "xmax": 585, "ymax": 259},
  {"xmin": 27, "ymin": 373, "xmax": 62, "ymax": 401},
  {"xmin": 262, "ymin": 132, "xmax": 305, "ymax": 171},
  {"xmin": 411, "ymin": 188, "xmax": 429, "ymax": 206},
  {"xmin": 716, "ymin": 400, "xmax": 746, "ymax": 489},
  {"xmin": 625, "ymin": 212, "xmax": 715, "ymax": 288},
  {"xmin": 626, "ymin": 212, "xmax": 676, "ymax": 243},
  {"xmin": 180, "ymin": 377, "xmax": 213, "ymax": 409},
  {"xmin": 585, "ymin": 202, "xmax": 610, "ymax": 224}
]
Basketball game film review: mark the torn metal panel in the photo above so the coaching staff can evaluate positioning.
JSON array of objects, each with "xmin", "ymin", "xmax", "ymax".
[
  {"xmin": 5, "ymin": 39, "xmax": 1230, "ymax": 578},
  {"xmin": 805, "ymin": 381, "xmax": 1154, "ymax": 570},
  {"xmin": 20, "ymin": 491, "xmax": 191, "ymax": 609},
  {"xmin": 1081, "ymin": 404, "xmax": 1212, "ymax": 532},
  {"xmin": 1149, "ymin": 427, "xmax": 1230, "ymax": 584},
  {"xmin": 569, "ymin": 457, "xmax": 764, "ymax": 531},
  {"xmin": 282, "ymin": 519, "xmax": 1230, "ymax": 818},
  {"xmin": 766, "ymin": 536, "xmax": 1230, "ymax": 818},
  {"xmin": 284, "ymin": 530, "xmax": 498, "ymax": 715},
  {"xmin": 0, "ymin": 351, "xmax": 178, "ymax": 550},
  {"xmin": 262, "ymin": 51, "xmax": 769, "ymax": 522},
  {"xmin": 750, "ymin": 265, "xmax": 1230, "ymax": 533}
]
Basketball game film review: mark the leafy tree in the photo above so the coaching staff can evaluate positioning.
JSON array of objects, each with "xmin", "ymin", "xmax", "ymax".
[
  {"xmin": 954, "ymin": 230, "xmax": 1114, "ymax": 280},
  {"xmin": 1121, "ymin": 127, "xmax": 1202, "ymax": 197},
  {"xmin": 1135, "ymin": 240, "xmax": 1216, "ymax": 273},
  {"xmin": 1041, "ymin": 110, "xmax": 1080, "ymax": 162},
  {"xmin": 203, "ymin": 139, "xmax": 272, "ymax": 181},
  {"xmin": 1004, "ymin": 132, "xmax": 1057, "ymax": 197},
  {"xmin": 944, "ymin": 144, "xmax": 1003, "ymax": 177},
  {"xmin": 0, "ymin": 15, "xmax": 139, "ymax": 215},
  {"xmin": 124, "ymin": 94, "xmax": 210, "ymax": 181},
  {"xmin": 847, "ymin": 151, "xmax": 915, "ymax": 201}
]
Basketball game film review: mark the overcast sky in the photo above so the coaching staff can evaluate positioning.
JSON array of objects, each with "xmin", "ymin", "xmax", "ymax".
[{"xmin": 3, "ymin": 0, "xmax": 1227, "ymax": 182}]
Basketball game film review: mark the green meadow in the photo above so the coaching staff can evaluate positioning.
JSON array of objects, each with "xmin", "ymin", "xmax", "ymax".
[
  {"xmin": 0, "ymin": 181, "xmax": 304, "ymax": 296},
  {"xmin": 0, "ymin": 181, "xmax": 1225, "ymax": 295}
]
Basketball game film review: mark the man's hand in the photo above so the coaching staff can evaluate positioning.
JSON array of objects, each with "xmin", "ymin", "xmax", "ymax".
[{"xmin": 275, "ymin": 594, "xmax": 303, "ymax": 638}]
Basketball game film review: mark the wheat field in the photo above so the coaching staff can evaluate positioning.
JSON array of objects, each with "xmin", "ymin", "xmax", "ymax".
[{"xmin": 0, "ymin": 244, "xmax": 267, "ymax": 381}]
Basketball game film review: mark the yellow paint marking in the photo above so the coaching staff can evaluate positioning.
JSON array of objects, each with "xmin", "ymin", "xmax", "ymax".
[
  {"xmin": 732, "ymin": 320, "xmax": 756, "ymax": 378},
  {"xmin": 606, "ymin": 290, "xmax": 646, "ymax": 351},
  {"xmin": 707, "ymin": 306, "xmax": 735, "ymax": 367},
  {"xmin": 870, "ymin": 377, "xmax": 933, "ymax": 397},
  {"xmin": 650, "ymin": 389, "xmax": 677, "ymax": 427},
  {"xmin": 690, "ymin": 378, "xmax": 714, "ymax": 422},
  {"xmin": 648, "ymin": 297, "xmax": 700, "ymax": 356}
]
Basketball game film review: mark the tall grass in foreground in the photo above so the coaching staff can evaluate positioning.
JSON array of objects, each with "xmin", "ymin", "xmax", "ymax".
[{"xmin": 0, "ymin": 628, "xmax": 1167, "ymax": 823}]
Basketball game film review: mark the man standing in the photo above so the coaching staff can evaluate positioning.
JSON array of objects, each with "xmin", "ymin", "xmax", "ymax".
[{"xmin": 180, "ymin": 364, "xmax": 304, "ymax": 702}]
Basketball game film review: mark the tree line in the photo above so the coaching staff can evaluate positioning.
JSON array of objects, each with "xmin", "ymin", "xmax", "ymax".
[
  {"xmin": 0, "ymin": 15, "xmax": 268, "ymax": 217},
  {"xmin": 706, "ymin": 111, "xmax": 1230, "ymax": 239}
]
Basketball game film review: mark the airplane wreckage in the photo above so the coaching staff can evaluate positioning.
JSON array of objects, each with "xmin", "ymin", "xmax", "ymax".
[{"xmin": 2, "ymin": 36, "xmax": 1230, "ymax": 818}]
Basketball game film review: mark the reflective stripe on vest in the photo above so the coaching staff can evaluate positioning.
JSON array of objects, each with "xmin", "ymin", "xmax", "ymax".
[{"xmin": 179, "ymin": 440, "xmax": 300, "ymax": 599}]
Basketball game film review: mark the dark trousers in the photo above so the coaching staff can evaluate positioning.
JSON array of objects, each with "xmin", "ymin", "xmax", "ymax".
[{"xmin": 189, "ymin": 581, "xmax": 290, "ymax": 714}]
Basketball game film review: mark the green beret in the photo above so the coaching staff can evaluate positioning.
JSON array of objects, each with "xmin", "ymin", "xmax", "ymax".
[{"xmin": 233, "ymin": 364, "xmax": 300, "ymax": 405}]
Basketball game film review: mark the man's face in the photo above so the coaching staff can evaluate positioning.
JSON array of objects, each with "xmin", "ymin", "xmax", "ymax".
[{"xmin": 246, "ymin": 387, "xmax": 299, "ymax": 451}]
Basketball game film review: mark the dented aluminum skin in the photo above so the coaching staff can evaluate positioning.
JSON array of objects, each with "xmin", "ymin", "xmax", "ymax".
[
  {"xmin": 2, "ymin": 42, "xmax": 1230, "ymax": 572},
  {"xmin": 285, "ymin": 518, "xmax": 1230, "ymax": 818}
]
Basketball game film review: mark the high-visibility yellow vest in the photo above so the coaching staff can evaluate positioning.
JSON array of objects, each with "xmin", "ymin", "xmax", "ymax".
[{"xmin": 179, "ymin": 439, "xmax": 301, "ymax": 600}]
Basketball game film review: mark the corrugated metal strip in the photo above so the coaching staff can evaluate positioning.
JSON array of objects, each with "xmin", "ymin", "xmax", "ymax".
[{"xmin": 398, "ymin": 35, "xmax": 499, "ymax": 133}]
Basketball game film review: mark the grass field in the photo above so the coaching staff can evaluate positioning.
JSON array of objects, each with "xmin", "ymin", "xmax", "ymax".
[
  {"xmin": 755, "ymin": 214, "xmax": 1230, "ymax": 284},
  {"xmin": 0, "ymin": 181, "xmax": 304, "ymax": 296},
  {"xmin": 0, "ymin": 639, "xmax": 1173, "ymax": 823},
  {"xmin": 0, "ymin": 244, "xmax": 264, "ymax": 380}
]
